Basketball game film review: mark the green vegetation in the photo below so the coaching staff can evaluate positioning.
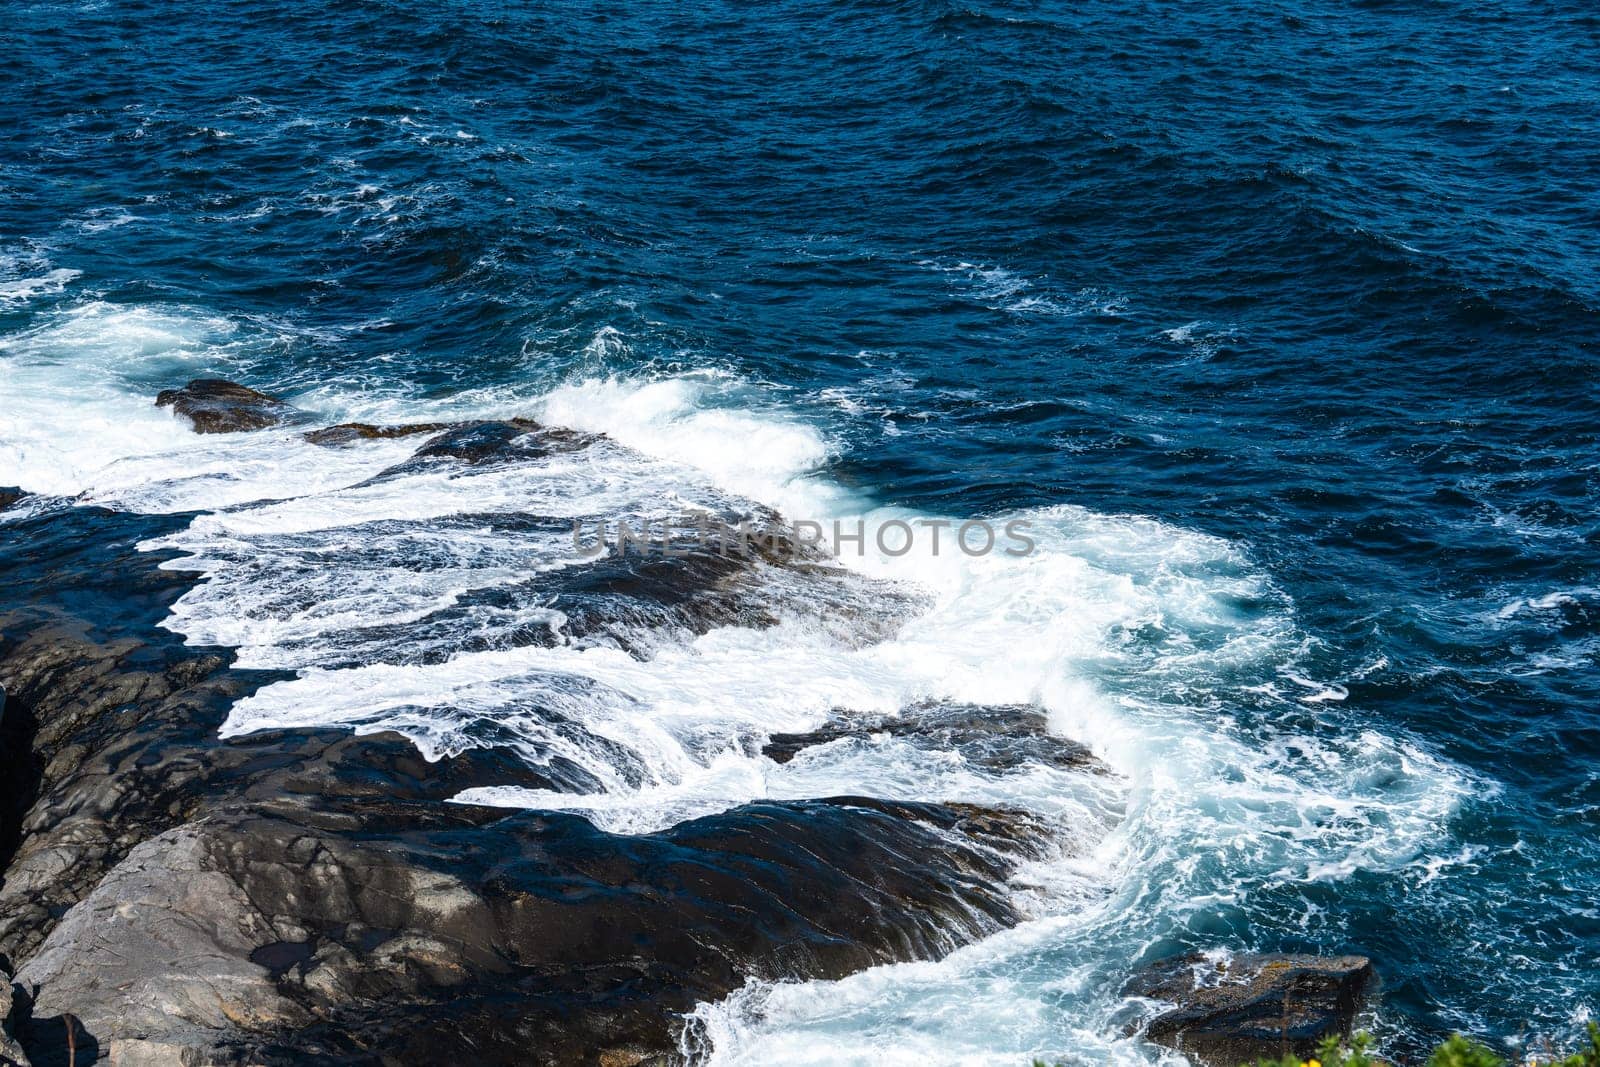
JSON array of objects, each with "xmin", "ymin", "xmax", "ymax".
[
  {"xmin": 1030, "ymin": 1024, "xmax": 1600, "ymax": 1067},
  {"xmin": 1252, "ymin": 1029, "xmax": 1381, "ymax": 1067},
  {"xmin": 1245, "ymin": 1022, "xmax": 1600, "ymax": 1067}
]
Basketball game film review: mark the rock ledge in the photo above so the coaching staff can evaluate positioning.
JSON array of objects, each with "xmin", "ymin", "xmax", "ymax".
[
  {"xmin": 1125, "ymin": 951, "xmax": 1374, "ymax": 1066},
  {"xmin": 155, "ymin": 379, "xmax": 293, "ymax": 434}
]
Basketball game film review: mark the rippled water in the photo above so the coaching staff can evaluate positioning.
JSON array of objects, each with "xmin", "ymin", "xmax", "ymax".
[{"xmin": 4, "ymin": 0, "xmax": 1599, "ymax": 1061}]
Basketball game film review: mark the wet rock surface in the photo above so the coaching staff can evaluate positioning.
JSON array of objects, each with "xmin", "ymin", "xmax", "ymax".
[
  {"xmin": 0, "ymin": 969, "xmax": 27, "ymax": 1067},
  {"xmin": 0, "ymin": 490, "xmax": 26, "ymax": 514},
  {"xmin": 376, "ymin": 418, "xmax": 596, "ymax": 472},
  {"xmin": 764, "ymin": 700, "xmax": 1106, "ymax": 773},
  {"xmin": 154, "ymin": 379, "xmax": 294, "ymax": 434},
  {"xmin": 16, "ymin": 798, "xmax": 1034, "ymax": 1065},
  {"xmin": 301, "ymin": 422, "xmax": 451, "ymax": 446},
  {"xmin": 0, "ymin": 504, "xmax": 1070, "ymax": 1066},
  {"xmin": 1125, "ymin": 952, "xmax": 1375, "ymax": 1066}
]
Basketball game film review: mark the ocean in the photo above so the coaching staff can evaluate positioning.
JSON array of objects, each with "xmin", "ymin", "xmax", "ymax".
[{"xmin": 3, "ymin": 0, "xmax": 1598, "ymax": 1062}]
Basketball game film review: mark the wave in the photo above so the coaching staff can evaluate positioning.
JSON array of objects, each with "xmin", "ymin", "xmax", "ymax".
[
  {"xmin": 2, "ymin": 305, "xmax": 1475, "ymax": 1063},
  {"xmin": 0, "ymin": 267, "xmax": 83, "ymax": 305}
]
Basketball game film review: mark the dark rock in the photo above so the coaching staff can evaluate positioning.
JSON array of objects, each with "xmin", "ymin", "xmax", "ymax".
[
  {"xmin": 765, "ymin": 701, "xmax": 1105, "ymax": 774},
  {"xmin": 285, "ymin": 424, "xmax": 918, "ymax": 674},
  {"xmin": 154, "ymin": 379, "xmax": 294, "ymax": 434},
  {"xmin": 0, "ymin": 612, "xmax": 268, "ymax": 963},
  {"xmin": 301, "ymin": 423, "xmax": 450, "ymax": 447},
  {"xmin": 0, "ymin": 506, "xmax": 210, "ymax": 883},
  {"xmin": 403, "ymin": 419, "xmax": 594, "ymax": 466},
  {"xmin": 0, "ymin": 507, "xmax": 1072, "ymax": 1066},
  {"xmin": 16, "ymin": 796, "xmax": 1036, "ymax": 1065},
  {"xmin": 0, "ymin": 612, "xmax": 560, "ymax": 967},
  {"xmin": 1, "ymin": 968, "xmax": 28, "ymax": 1067},
  {"xmin": 1125, "ymin": 952, "xmax": 1374, "ymax": 1066},
  {"xmin": 0, "ymin": 508, "xmax": 557, "ymax": 964},
  {"xmin": 352, "ymin": 419, "xmax": 600, "ymax": 481},
  {"xmin": 3, "ymin": 759, "xmax": 1043, "ymax": 1064},
  {"xmin": 0, "ymin": 490, "xmax": 26, "ymax": 513},
  {"xmin": 551, "ymin": 539, "xmax": 876, "ymax": 656}
]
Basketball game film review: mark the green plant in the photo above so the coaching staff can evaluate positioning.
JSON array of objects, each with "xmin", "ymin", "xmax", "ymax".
[
  {"xmin": 1249, "ymin": 1029, "xmax": 1378, "ymax": 1067},
  {"xmin": 1235, "ymin": 1022, "xmax": 1600, "ymax": 1067},
  {"xmin": 1426, "ymin": 1034, "xmax": 1504, "ymax": 1067}
]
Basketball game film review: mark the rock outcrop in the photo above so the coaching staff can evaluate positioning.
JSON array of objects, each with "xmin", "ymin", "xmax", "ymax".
[
  {"xmin": 15, "ymin": 797, "xmax": 1042, "ymax": 1065},
  {"xmin": 300, "ymin": 422, "xmax": 450, "ymax": 447},
  {"xmin": 0, "ymin": 490, "xmax": 26, "ymax": 513},
  {"xmin": 373, "ymin": 418, "xmax": 596, "ymax": 471},
  {"xmin": 764, "ymin": 701, "xmax": 1105, "ymax": 773},
  {"xmin": 1125, "ymin": 952, "xmax": 1374, "ymax": 1066},
  {"xmin": 155, "ymin": 379, "xmax": 294, "ymax": 434},
  {"xmin": 0, "ymin": 503, "xmax": 1068, "ymax": 1066}
]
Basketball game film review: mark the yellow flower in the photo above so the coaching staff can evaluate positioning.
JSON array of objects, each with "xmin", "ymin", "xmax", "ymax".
[{"xmin": 1309, "ymin": 1060, "xmax": 1322, "ymax": 1067}]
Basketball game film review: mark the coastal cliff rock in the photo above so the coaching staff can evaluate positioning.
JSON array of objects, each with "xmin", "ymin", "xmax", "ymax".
[
  {"xmin": 0, "ymin": 504, "xmax": 1070, "ymax": 1066},
  {"xmin": 154, "ymin": 379, "xmax": 294, "ymax": 434},
  {"xmin": 14, "ymin": 797, "xmax": 1040, "ymax": 1065},
  {"xmin": 1125, "ymin": 952, "xmax": 1375, "ymax": 1066}
]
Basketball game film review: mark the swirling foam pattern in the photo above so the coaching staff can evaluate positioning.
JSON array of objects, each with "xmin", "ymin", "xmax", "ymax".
[{"xmin": 5, "ymin": 0, "xmax": 1599, "ymax": 1060}]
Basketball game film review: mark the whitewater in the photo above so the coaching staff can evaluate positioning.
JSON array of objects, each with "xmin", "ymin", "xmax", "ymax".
[{"xmin": 0, "ymin": 296, "xmax": 1473, "ymax": 1064}]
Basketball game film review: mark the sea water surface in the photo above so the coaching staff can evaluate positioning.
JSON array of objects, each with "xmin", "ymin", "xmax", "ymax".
[{"xmin": 3, "ymin": 0, "xmax": 1599, "ymax": 1062}]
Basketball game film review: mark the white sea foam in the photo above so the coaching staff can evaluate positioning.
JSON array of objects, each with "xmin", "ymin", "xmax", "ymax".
[
  {"xmin": 177, "ymin": 368, "xmax": 1471, "ymax": 971},
  {"xmin": 535, "ymin": 374, "xmax": 845, "ymax": 513},
  {"xmin": 924, "ymin": 260, "xmax": 1128, "ymax": 318},
  {"xmin": 684, "ymin": 718, "xmax": 1469, "ymax": 1065},
  {"xmin": 1495, "ymin": 587, "xmax": 1595, "ymax": 619},
  {"xmin": 1, "ymin": 304, "xmax": 1477, "ymax": 1064},
  {"xmin": 1159, "ymin": 320, "xmax": 1235, "ymax": 361},
  {"xmin": 0, "ymin": 302, "xmax": 248, "ymax": 498},
  {"xmin": 0, "ymin": 302, "xmax": 416, "ymax": 508},
  {"xmin": 0, "ymin": 267, "xmax": 83, "ymax": 304}
]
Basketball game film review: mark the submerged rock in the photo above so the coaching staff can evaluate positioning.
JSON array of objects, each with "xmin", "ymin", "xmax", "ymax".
[
  {"xmin": 764, "ymin": 701, "xmax": 1105, "ymax": 773},
  {"xmin": 301, "ymin": 422, "xmax": 450, "ymax": 446},
  {"xmin": 154, "ymin": 379, "xmax": 293, "ymax": 434},
  {"xmin": 1125, "ymin": 952, "xmax": 1374, "ymax": 1066}
]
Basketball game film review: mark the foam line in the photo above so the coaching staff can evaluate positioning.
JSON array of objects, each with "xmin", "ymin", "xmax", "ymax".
[{"xmin": 0, "ymin": 306, "xmax": 1476, "ymax": 1064}]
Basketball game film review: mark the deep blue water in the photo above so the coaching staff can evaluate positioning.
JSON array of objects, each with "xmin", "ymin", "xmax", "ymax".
[{"xmin": 4, "ymin": 0, "xmax": 1600, "ymax": 1059}]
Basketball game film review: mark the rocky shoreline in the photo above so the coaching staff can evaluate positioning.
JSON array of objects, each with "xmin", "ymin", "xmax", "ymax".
[{"xmin": 0, "ymin": 384, "xmax": 1376, "ymax": 1066}]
